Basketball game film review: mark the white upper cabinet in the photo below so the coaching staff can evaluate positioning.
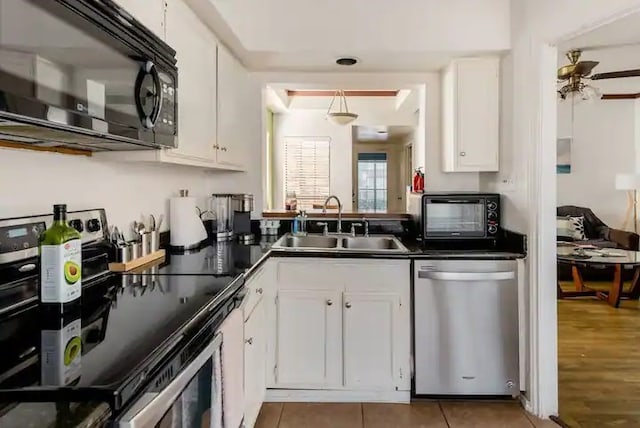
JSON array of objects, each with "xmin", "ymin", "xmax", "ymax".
[
  {"xmin": 216, "ymin": 45, "xmax": 248, "ymax": 169},
  {"xmin": 114, "ymin": 0, "xmax": 166, "ymax": 39},
  {"xmin": 97, "ymin": 0, "xmax": 251, "ymax": 171},
  {"xmin": 442, "ymin": 57, "xmax": 500, "ymax": 172},
  {"xmin": 164, "ymin": 0, "xmax": 217, "ymax": 162}
]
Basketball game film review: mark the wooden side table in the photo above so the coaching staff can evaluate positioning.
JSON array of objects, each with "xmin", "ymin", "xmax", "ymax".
[{"xmin": 557, "ymin": 246, "xmax": 640, "ymax": 308}]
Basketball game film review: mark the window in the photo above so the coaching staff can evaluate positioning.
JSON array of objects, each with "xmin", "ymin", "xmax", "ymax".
[
  {"xmin": 284, "ymin": 137, "xmax": 330, "ymax": 210},
  {"xmin": 357, "ymin": 152, "xmax": 387, "ymax": 212}
]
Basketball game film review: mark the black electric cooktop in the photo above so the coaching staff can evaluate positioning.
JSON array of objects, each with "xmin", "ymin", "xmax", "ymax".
[{"xmin": 0, "ymin": 242, "xmax": 255, "ymax": 412}]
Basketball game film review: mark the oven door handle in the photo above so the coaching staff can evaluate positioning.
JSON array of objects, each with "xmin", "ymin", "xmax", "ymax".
[
  {"xmin": 428, "ymin": 199, "xmax": 482, "ymax": 204},
  {"xmin": 118, "ymin": 333, "xmax": 222, "ymax": 428},
  {"xmin": 418, "ymin": 271, "xmax": 515, "ymax": 281}
]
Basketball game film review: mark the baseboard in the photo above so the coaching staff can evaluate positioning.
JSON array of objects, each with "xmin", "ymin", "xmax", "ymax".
[{"xmin": 265, "ymin": 389, "xmax": 411, "ymax": 403}]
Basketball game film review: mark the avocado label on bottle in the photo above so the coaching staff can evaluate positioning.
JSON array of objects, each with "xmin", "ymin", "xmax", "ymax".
[
  {"xmin": 40, "ymin": 239, "xmax": 82, "ymax": 303},
  {"xmin": 41, "ymin": 317, "xmax": 82, "ymax": 386}
]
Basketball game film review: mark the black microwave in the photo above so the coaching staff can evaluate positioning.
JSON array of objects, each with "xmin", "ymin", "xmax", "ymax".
[
  {"xmin": 0, "ymin": 0, "xmax": 178, "ymax": 151},
  {"xmin": 422, "ymin": 193, "xmax": 500, "ymax": 240}
]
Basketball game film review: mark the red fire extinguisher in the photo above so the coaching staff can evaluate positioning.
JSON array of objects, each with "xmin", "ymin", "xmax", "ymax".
[{"xmin": 412, "ymin": 167, "xmax": 425, "ymax": 193}]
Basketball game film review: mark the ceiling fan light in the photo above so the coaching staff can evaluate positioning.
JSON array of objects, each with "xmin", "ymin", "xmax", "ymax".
[{"xmin": 327, "ymin": 112, "xmax": 358, "ymax": 125}]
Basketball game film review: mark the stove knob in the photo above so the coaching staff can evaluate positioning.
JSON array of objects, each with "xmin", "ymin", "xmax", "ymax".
[
  {"xmin": 87, "ymin": 218, "xmax": 101, "ymax": 232},
  {"xmin": 69, "ymin": 219, "xmax": 84, "ymax": 232}
]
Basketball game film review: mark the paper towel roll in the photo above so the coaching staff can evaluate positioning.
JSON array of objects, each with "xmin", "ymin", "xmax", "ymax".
[{"xmin": 169, "ymin": 196, "xmax": 207, "ymax": 248}]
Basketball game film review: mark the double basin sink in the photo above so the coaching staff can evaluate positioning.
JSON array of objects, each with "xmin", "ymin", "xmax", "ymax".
[{"xmin": 271, "ymin": 233, "xmax": 409, "ymax": 253}]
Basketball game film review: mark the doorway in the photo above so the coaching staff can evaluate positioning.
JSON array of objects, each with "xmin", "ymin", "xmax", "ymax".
[{"xmin": 352, "ymin": 125, "xmax": 415, "ymax": 212}]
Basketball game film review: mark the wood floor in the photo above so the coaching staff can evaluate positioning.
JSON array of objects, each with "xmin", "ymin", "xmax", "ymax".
[
  {"xmin": 254, "ymin": 401, "xmax": 557, "ymax": 428},
  {"xmin": 558, "ymin": 281, "xmax": 640, "ymax": 427}
]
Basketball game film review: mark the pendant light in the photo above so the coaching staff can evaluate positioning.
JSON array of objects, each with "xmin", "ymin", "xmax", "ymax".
[{"xmin": 326, "ymin": 90, "xmax": 358, "ymax": 125}]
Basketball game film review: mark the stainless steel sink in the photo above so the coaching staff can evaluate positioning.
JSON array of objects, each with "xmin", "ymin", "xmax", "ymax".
[
  {"xmin": 271, "ymin": 234, "xmax": 408, "ymax": 253},
  {"xmin": 341, "ymin": 237, "xmax": 402, "ymax": 251},
  {"xmin": 278, "ymin": 235, "xmax": 339, "ymax": 249}
]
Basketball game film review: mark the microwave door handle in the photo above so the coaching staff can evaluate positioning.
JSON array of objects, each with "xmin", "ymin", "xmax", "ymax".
[
  {"xmin": 118, "ymin": 333, "xmax": 222, "ymax": 428},
  {"xmin": 418, "ymin": 271, "xmax": 515, "ymax": 281}
]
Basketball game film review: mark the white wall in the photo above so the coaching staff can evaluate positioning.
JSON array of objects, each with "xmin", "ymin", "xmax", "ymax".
[
  {"xmin": 556, "ymin": 100, "xmax": 636, "ymax": 228},
  {"xmin": 0, "ymin": 146, "xmax": 262, "ymax": 239}
]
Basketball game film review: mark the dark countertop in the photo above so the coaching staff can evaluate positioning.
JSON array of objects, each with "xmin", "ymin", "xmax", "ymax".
[{"xmin": 0, "ymin": 233, "xmax": 524, "ymax": 427}]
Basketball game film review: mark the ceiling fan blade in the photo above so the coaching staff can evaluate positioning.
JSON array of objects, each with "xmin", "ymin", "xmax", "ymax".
[
  {"xmin": 591, "ymin": 69, "xmax": 640, "ymax": 80},
  {"xmin": 574, "ymin": 61, "xmax": 599, "ymax": 76}
]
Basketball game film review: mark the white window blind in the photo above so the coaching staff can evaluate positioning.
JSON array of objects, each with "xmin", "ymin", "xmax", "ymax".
[{"xmin": 284, "ymin": 137, "xmax": 331, "ymax": 210}]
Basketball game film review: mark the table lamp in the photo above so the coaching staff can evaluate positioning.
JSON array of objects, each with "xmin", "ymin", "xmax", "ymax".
[{"xmin": 615, "ymin": 173, "xmax": 640, "ymax": 233}]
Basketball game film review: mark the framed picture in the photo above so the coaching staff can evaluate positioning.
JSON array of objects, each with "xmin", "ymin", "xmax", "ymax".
[{"xmin": 557, "ymin": 137, "xmax": 571, "ymax": 174}]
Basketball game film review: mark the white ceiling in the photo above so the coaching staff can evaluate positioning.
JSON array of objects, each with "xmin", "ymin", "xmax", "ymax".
[
  {"xmin": 355, "ymin": 126, "xmax": 414, "ymax": 142},
  {"xmin": 560, "ymin": 12, "xmax": 640, "ymax": 52},
  {"xmin": 202, "ymin": 0, "xmax": 510, "ymax": 71}
]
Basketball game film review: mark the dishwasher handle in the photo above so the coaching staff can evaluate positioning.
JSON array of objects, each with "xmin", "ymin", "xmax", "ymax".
[{"xmin": 417, "ymin": 270, "xmax": 515, "ymax": 281}]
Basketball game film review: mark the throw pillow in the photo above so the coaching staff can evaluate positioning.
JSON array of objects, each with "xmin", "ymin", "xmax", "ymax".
[
  {"xmin": 568, "ymin": 216, "xmax": 587, "ymax": 240},
  {"xmin": 556, "ymin": 216, "xmax": 587, "ymax": 241}
]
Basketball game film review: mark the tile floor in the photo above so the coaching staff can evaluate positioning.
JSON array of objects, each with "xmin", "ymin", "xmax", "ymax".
[{"xmin": 255, "ymin": 401, "xmax": 559, "ymax": 428}]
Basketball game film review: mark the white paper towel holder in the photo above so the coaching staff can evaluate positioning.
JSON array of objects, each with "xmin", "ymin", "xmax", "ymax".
[{"xmin": 169, "ymin": 189, "xmax": 208, "ymax": 250}]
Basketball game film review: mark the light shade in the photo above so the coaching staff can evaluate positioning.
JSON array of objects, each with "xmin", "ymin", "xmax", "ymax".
[
  {"xmin": 615, "ymin": 173, "xmax": 640, "ymax": 190},
  {"xmin": 327, "ymin": 112, "xmax": 358, "ymax": 125}
]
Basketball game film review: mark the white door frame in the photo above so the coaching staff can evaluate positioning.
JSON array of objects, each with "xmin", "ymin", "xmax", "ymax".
[{"xmin": 528, "ymin": 6, "xmax": 640, "ymax": 418}]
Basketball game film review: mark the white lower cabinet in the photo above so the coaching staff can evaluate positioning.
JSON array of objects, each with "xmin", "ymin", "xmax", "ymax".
[
  {"xmin": 267, "ymin": 259, "xmax": 411, "ymax": 396},
  {"xmin": 275, "ymin": 289, "xmax": 342, "ymax": 388},
  {"xmin": 244, "ymin": 297, "xmax": 266, "ymax": 428},
  {"xmin": 343, "ymin": 292, "xmax": 401, "ymax": 389}
]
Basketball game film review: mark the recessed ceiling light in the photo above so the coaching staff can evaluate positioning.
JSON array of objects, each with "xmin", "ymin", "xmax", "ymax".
[{"xmin": 336, "ymin": 57, "xmax": 358, "ymax": 66}]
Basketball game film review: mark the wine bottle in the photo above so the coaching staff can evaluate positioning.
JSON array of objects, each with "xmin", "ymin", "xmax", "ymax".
[{"xmin": 39, "ymin": 204, "xmax": 82, "ymax": 310}]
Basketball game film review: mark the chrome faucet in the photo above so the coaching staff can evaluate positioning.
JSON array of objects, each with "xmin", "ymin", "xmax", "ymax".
[{"xmin": 322, "ymin": 195, "xmax": 343, "ymax": 234}]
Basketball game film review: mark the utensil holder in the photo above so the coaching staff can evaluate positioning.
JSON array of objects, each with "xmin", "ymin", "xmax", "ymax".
[
  {"xmin": 141, "ymin": 232, "xmax": 151, "ymax": 256},
  {"xmin": 115, "ymin": 244, "xmax": 132, "ymax": 263},
  {"xmin": 130, "ymin": 242, "xmax": 141, "ymax": 260},
  {"xmin": 150, "ymin": 231, "xmax": 160, "ymax": 253}
]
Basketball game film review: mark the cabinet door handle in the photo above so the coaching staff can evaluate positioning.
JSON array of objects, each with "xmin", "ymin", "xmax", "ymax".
[
  {"xmin": 256, "ymin": 288, "xmax": 263, "ymax": 294},
  {"xmin": 326, "ymin": 299, "xmax": 333, "ymax": 306},
  {"xmin": 213, "ymin": 144, "xmax": 220, "ymax": 149},
  {"xmin": 245, "ymin": 337, "xmax": 253, "ymax": 345},
  {"xmin": 345, "ymin": 302, "xmax": 352, "ymax": 309},
  {"xmin": 221, "ymin": 147, "xmax": 228, "ymax": 152},
  {"xmin": 459, "ymin": 151, "xmax": 466, "ymax": 157}
]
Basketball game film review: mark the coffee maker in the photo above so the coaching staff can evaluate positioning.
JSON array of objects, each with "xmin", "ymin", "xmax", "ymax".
[
  {"xmin": 232, "ymin": 194, "xmax": 254, "ymax": 243},
  {"xmin": 210, "ymin": 193, "xmax": 254, "ymax": 243}
]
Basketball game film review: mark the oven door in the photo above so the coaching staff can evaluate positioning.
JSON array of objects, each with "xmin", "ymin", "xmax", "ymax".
[
  {"xmin": 118, "ymin": 333, "xmax": 223, "ymax": 428},
  {"xmin": 0, "ymin": 0, "xmax": 177, "ymax": 150},
  {"xmin": 424, "ymin": 197, "xmax": 487, "ymax": 238}
]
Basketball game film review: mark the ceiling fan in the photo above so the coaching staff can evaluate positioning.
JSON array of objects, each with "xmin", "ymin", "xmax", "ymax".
[{"xmin": 557, "ymin": 49, "xmax": 640, "ymax": 100}]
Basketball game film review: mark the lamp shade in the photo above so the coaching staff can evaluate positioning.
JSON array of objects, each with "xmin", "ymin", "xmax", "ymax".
[
  {"xmin": 615, "ymin": 173, "xmax": 640, "ymax": 190},
  {"xmin": 327, "ymin": 112, "xmax": 358, "ymax": 125}
]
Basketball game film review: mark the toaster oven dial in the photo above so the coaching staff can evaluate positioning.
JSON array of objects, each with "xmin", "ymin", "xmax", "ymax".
[
  {"xmin": 487, "ymin": 201, "xmax": 498, "ymax": 211},
  {"xmin": 487, "ymin": 211, "xmax": 498, "ymax": 220},
  {"xmin": 488, "ymin": 225, "xmax": 498, "ymax": 234}
]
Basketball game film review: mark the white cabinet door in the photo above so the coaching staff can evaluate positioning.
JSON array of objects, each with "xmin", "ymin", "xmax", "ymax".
[
  {"xmin": 275, "ymin": 289, "xmax": 342, "ymax": 388},
  {"xmin": 216, "ymin": 46, "xmax": 246, "ymax": 168},
  {"xmin": 343, "ymin": 292, "xmax": 401, "ymax": 389},
  {"xmin": 442, "ymin": 57, "xmax": 500, "ymax": 172},
  {"xmin": 244, "ymin": 298, "xmax": 266, "ymax": 428},
  {"xmin": 114, "ymin": 0, "xmax": 166, "ymax": 39},
  {"xmin": 164, "ymin": 0, "xmax": 217, "ymax": 162}
]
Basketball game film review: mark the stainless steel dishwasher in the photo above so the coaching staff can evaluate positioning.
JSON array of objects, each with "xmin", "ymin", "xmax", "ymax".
[{"xmin": 413, "ymin": 259, "xmax": 519, "ymax": 396}]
